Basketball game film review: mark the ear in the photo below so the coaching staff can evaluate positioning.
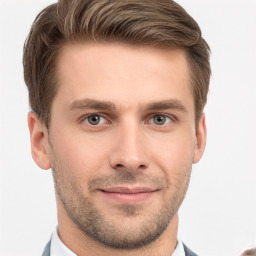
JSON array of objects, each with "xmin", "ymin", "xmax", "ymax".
[
  {"xmin": 28, "ymin": 112, "xmax": 51, "ymax": 170},
  {"xmin": 193, "ymin": 113, "xmax": 207, "ymax": 163}
]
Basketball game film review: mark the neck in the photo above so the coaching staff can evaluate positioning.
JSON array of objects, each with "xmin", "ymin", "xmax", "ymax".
[{"xmin": 57, "ymin": 198, "xmax": 179, "ymax": 256}]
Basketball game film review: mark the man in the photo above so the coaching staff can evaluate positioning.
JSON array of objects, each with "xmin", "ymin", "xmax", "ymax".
[{"xmin": 23, "ymin": 0, "xmax": 211, "ymax": 255}]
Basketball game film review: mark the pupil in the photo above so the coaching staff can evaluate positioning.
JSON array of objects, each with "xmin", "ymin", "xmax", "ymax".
[
  {"xmin": 154, "ymin": 115, "xmax": 165, "ymax": 125},
  {"xmin": 89, "ymin": 115, "xmax": 100, "ymax": 125}
]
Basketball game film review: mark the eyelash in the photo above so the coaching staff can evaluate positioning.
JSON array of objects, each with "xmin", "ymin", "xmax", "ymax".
[
  {"xmin": 80, "ymin": 113, "xmax": 110, "ymax": 126},
  {"xmin": 79, "ymin": 113, "xmax": 176, "ymax": 127},
  {"xmin": 147, "ymin": 114, "xmax": 175, "ymax": 126}
]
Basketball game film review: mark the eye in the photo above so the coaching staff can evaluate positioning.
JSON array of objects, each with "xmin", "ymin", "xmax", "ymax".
[
  {"xmin": 83, "ymin": 114, "xmax": 108, "ymax": 126},
  {"xmin": 149, "ymin": 114, "xmax": 172, "ymax": 126}
]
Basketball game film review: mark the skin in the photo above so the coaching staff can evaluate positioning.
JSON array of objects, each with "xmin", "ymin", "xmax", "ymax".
[
  {"xmin": 241, "ymin": 248, "xmax": 256, "ymax": 256},
  {"xmin": 28, "ymin": 42, "xmax": 206, "ymax": 256}
]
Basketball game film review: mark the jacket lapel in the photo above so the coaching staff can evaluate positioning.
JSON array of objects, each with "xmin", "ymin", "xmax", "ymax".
[
  {"xmin": 42, "ymin": 240, "xmax": 51, "ymax": 256},
  {"xmin": 183, "ymin": 243, "xmax": 198, "ymax": 256}
]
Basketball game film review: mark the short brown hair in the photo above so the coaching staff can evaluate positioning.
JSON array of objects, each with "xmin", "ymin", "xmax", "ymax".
[{"xmin": 23, "ymin": 0, "xmax": 211, "ymax": 127}]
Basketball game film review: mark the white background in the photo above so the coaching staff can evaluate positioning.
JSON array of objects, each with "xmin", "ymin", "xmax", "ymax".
[{"xmin": 0, "ymin": 0, "xmax": 255, "ymax": 255}]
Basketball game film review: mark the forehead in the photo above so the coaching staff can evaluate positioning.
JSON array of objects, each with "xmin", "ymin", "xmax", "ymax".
[{"xmin": 54, "ymin": 42, "xmax": 193, "ymax": 111}]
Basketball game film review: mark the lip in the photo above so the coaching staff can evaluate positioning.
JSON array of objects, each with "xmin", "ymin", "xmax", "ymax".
[
  {"xmin": 101, "ymin": 186, "xmax": 158, "ymax": 193},
  {"xmin": 98, "ymin": 186, "xmax": 159, "ymax": 203}
]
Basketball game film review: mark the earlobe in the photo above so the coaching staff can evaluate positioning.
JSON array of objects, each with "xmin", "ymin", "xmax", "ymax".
[
  {"xmin": 28, "ymin": 112, "xmax": 51, "ymax": 170},
  {"xmin": 193, "ymin": 114, "xmax": 207, "ymax": 163}
]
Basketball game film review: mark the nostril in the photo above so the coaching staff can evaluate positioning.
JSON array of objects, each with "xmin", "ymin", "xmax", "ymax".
[
  {"xmin": 114, "ymin": 163, "xmax": 147, "ymax": 172},
  {"xmin": 110, "ymin": 155, "xmax": 149, "ymax": 172},
  {"xmin": 139, "ymin": 164, "xmax": 147, "ymax": 170}
]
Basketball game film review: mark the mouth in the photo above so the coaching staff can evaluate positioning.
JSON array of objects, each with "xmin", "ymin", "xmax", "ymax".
[{"xmin": 98, "ymin": 186, "xmax": 159, "ymax": 203}]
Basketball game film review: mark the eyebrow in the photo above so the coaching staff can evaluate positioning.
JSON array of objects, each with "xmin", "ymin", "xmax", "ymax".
[
  {"xmin": 144, "ymin": 99, "xmax": 188, "ymax": 113},
  {"xmin": 69, "ymin": 98, "xmax": 187, "ymax": 113},
  {"xmin": 70, "ymin": 98, "xmax": 116, "ymax": 111}
]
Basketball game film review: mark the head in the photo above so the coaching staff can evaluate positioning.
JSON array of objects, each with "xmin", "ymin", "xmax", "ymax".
[
  {"xmin": 24, "ymin": 0, "xmax": 210, "ymax": 253},
  {"xmin": 24, "ymin": 0, "xmax": 210, "ymax": 128}
]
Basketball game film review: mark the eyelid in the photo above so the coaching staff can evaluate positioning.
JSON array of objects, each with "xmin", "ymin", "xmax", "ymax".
[
  {"xmin": 146, "ymin": 113, "xmax": 176, "ymax": 124},
  {"xmin": 79, "ymin": 113, "xmax": 111, "ymax": 125},
  {"xmin": 78, "ymin": 112, "xmax": 176, "ymax": 126}
]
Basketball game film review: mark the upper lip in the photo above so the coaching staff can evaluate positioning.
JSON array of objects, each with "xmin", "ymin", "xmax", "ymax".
[{"xmin": 100, "ymin": 186, "xmax": 159, "ymax": 194}]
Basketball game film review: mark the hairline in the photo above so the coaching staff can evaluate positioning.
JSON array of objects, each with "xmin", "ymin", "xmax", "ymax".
[{"xmin": 44, "ymin": 39, "xmax": 200, "ymax": 129}]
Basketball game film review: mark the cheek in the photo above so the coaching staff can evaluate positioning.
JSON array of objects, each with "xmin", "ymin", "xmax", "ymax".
[
  {"xmin": 50, "ymin": 130, "xmax": 111, "ymax": 181},
  {"xmin": 150, "ymin": 133, "xmax": 195, "ymax": 180}
]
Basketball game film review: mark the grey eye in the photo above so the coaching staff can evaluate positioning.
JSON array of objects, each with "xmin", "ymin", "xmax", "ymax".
[
  {"xmin": 87, "ymin": 115, "xmax": 101, "ymax": 125},
  {"xmin": 149, "ymin": 114, "xmax": 172, "ymax": 126},
  {"xmin": 153, "ymin": 115, "xmax": 166, "ymax": 125}
]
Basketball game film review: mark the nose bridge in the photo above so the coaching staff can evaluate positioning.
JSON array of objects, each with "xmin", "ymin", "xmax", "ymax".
[{"xmin": 109, "ymin": 116, "xmax": 149, "ymax": 171}]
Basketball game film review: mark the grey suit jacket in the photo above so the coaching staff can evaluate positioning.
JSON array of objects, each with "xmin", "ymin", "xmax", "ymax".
[
  {"xmin": 42, "ymin": 240, "xmax": 51, "ymax": 256},
  {"xmin": 42, "ymin": 239, "xmax": 198, "ymax": 256}
]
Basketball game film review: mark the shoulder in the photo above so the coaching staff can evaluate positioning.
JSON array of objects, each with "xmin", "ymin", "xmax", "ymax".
[
  {"xmin": 183, "ymin": 243, "xmax": 198, "ymax": 256},
  {"xmin": 42, "ymin": 240, "xmax": 51, "ymax": 256}
]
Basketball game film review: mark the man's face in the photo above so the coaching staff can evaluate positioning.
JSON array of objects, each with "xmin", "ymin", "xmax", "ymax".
[{"xmin": 36, "ymin": 43, "xmax": 206, "ymax": 249}]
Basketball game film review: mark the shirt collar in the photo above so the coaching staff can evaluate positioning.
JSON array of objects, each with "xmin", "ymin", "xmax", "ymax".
[
  {"xmin": 50, "ymin": 227, "xmax": 185, "ymax": 256},
  {"xmin": 172, "ymin": 238, "xmax": 186, "ymax": 256},
  {"xmin": 50, "ymin": 227, "xmax": 77, "ymax": 256}
]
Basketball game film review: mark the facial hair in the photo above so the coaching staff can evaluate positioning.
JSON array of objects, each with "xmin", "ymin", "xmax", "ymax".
[{"xmin": 51, "ymin": 153, "xmax": 192, "ymax": 250}]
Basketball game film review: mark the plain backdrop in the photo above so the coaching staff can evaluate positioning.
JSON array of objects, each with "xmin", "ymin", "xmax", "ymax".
[{"xmin": 0, "ymin": 0, "xmax": 255, "ymax": 255}]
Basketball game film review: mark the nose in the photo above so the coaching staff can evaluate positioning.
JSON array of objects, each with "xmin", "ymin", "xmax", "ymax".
[{"xmin": 109, "ymin": 121, "xmax": 149, "ymax": 172}]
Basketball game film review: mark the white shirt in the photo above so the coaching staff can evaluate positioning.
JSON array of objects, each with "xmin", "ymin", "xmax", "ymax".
[
  {"xmin": 50, "ymin": 227, "xmax": 185, "ymax": 256},
  {"xmin": 50, "ymin": 228, "xmax": 76, "ymax": 256}
]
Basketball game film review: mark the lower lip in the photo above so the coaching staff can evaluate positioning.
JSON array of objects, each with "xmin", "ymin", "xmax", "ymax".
[{"xmin": 99, "ymin": 191, "xmax": 156, "ymax": 203}]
